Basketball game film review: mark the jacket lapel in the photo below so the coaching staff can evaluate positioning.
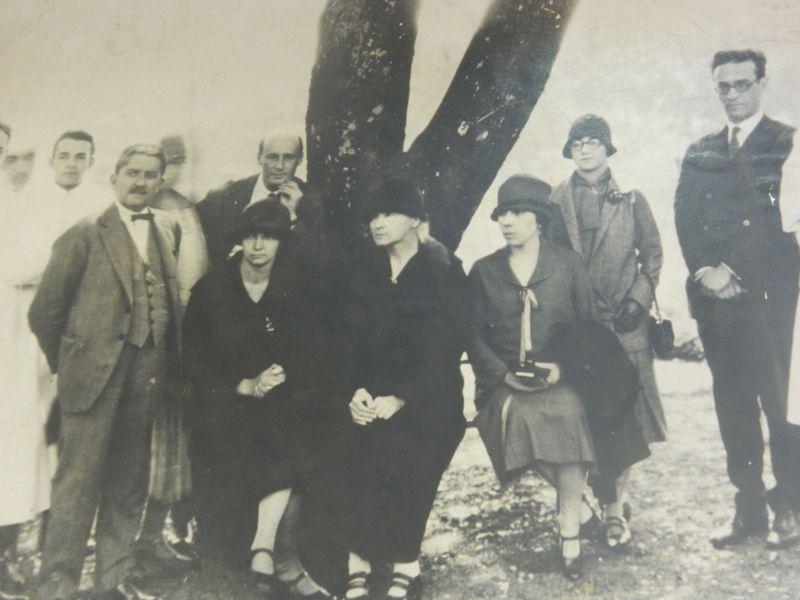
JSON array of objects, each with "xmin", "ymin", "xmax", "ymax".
[
  {"xmin": 592, "ymin": 175, "xmax": 622, "ymax": 254},
  {"xmin": 491, "ymin": 242, "xmax": 554, "ymax": 288},
  {"xmin": 98, "ymin": 205, "xmax": 134, "ymax": 305},
  {"xmin": 550, "ymin": 180, "xmax": 583, "ymax": 255}
]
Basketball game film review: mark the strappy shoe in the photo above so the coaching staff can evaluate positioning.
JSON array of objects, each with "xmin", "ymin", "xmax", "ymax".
[
  {"xmin": 559, "ymin": 534, "xmax": 583, "ymax": 581},
  {"xmin": 250, "ymin": 548, "xmax": 284, "ymax": 595},
  {"xmin": 578, "ymin": 496, "xmax": 602, "ymax": 540},
  {"xmin": 603, "ymin": 516, "xmax": 632, "ymax": 551},
  {"xmin": 385, "ymin": 572, "xmax": 421, "ymax": 600},
  {"xmin": 344, "ymin": 571, "xmax": 370, "ymax": 600}
]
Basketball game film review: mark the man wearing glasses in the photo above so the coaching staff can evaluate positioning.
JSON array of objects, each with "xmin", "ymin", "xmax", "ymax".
[{"xmin": 675, "ymin": 49, "xmax": 800, "ymax": 551}]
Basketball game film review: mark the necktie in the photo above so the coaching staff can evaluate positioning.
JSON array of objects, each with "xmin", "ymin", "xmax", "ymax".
[
  {"xmin": 131, "ymin": 212, "xmax": 154, "ymax": 222},
  {"xmin": 729, "ymin": 126, "xmax": 741, "ymax": 157}
]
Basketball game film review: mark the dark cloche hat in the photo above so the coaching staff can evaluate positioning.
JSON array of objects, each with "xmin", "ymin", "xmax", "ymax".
[
  {"xmin": 363, "ymin": 177, "xmax": 426, "ymax": 222},
  {"xmin": 562, "ymin": 114, "xmax": 617, "ymax": 159},
  {"xmin": 491, "ymin": 175, "xmax": 553, "ymax": 223},
  {"xmin": 230, "ymin": 200, "xmax": 292, "ymax": 243}
]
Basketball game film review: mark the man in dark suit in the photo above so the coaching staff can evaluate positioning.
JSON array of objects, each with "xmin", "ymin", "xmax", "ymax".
[
  {"xmin": 675, "ymin": 49, "xmax": 800, "ymax": 550},
  {"xmin": 30, "ymin": 144, "xmax": 182, "ymax": 599},
  {"xmin": 196, "ymin": 131, "xmax": 326, "ymax": 271}
]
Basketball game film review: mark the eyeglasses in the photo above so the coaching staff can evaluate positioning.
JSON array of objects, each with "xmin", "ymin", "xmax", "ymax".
[
  {"xmin": 570, "ymin": 138, "xmax": 602, "ymax": 153},
  {"xmin": 716, "ymin": 79, "xmax": 760, "ymax": 96}
]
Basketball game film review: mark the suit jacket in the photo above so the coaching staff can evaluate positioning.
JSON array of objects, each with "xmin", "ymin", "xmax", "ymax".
[
  {"xmin": 548, "ymin": 174, "xmax": 663, "ymax": 351},
  {"xmin": 196, "ymin": 174, "xmax": 327, "ymax": 269},
  {"xmin": 29, "ymin": 204, "xmax": 182, "ymax": 413},
  {"xmin": 675, "ymin": 115, "xmax": 798, "ymax": 322}
]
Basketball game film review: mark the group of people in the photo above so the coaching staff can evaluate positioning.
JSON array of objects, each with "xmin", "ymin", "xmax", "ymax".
[{"xmin": 0, "ymin": 46, "xmax": 798, "ymax": 600}]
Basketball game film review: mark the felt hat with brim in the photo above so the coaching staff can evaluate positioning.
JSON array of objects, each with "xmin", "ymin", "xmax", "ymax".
[
  {"xmin": 363, "ymin": 177, "xmax": 426, "ymax": 222},
  {"xmin": 229, "ymin": 200, "xmax": 293, "ymax": 244},
  {"xmin": 491, "ymin": 175, "xmax": 553, "ymax": 223},
  {"xmin": 562, "ymin": 114, "xmax": 617, "ymax": 159}
]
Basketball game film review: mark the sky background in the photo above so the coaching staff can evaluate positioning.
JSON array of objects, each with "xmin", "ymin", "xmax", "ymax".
[{"xmin": 2, "ymin": 0, "xmax": 799, "ymax": 325}]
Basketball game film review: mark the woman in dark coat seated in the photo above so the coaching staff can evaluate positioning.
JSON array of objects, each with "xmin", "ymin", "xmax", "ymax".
[
  {"xmin": 340, "ymin": 178, "xmax": 469, "ymax": 600},
  {"xmin": 468, "ymin": 175, "xmax": 595, "ymax": 580},
  {"xmin": 183, "ymin": 201, "xmax": 332, "ymax": 597}
]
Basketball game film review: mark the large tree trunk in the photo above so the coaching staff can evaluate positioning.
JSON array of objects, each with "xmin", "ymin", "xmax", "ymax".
[
  {"xmin": 306, "ymin": 0, "xmax": 419, "ymax": 251},
  {"xmin": 407, "ymin": 0, "xmax": 578, "ymax": 250}
]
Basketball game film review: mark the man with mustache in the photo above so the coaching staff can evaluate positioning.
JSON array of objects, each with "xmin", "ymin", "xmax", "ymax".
[
  {"xmin": 196, "ymin": 130, "xmax": 327, "ymax": 272},
  {"xmin": 31, "ymin": 144, "xmax": 183, "ymax": 599},
  {"xmin": 675, "ymin": 49, "xmax": 800, "ymax": 551}
]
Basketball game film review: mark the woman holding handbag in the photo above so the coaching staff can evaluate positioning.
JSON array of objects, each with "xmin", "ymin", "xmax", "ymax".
[
  {"xmin": 547, "ymin": 115, "xmax": 666, "ymax": 550},
  {"xmin": 469, "ymin": 175, "xmax": 596, "ymax": 579}
]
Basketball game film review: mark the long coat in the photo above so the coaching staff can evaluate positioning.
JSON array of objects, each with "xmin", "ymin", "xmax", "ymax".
[
  {"xmin": 547, "ymin": 174, "xmax": 663, "ymax": 352},
  {"xmin": 184, "ymin": 255, "xmax": 339, "ymax": 559},
  {"xmin": 28, "ymin": 204, "xmax": 182, "ymax": 413}
]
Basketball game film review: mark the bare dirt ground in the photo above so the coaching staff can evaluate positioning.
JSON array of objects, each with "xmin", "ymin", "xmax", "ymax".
[{"xmin": 164, "ymin": 360, "xmax": 800, "ymax": 599}]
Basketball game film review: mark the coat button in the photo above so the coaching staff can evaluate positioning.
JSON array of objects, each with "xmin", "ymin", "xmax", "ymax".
[
  {"xmin": 743, "ymin": 219, "xmax": 750, "ymax": 227},
  {"xmin": 118, "ymin": 333, "xmax": 125, "ymax": 340},
  {"xmin": 706, "ymin": 193, "xmax": 713, "ymax": 199}
]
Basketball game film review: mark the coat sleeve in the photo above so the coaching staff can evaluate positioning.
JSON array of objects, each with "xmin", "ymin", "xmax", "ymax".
[
  {"xmin": 627, "ymin": 191, "xmax": 663, "ymax": 309},
  {"xmin": 675, "ymin": 145, "xmax": 722, "ymax": 275},
  {"xmin": 466, "ymin": 264, "xmax": 510, "ymax": 393},
  {"xmin": 28, "ymin": 225, "xmax": 90, "ymax": 373}
]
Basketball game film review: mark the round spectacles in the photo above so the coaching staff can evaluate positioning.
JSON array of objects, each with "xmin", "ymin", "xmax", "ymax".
[
  {"xmin": 570, "ymin": 138, "xmax": 602, "ymax": 153},
  {"xmin": 716, "ymin": 79, "xmax": 759, "ymax": 96}
]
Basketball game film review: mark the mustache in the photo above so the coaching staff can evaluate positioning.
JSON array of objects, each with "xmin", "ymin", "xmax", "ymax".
[{"xmin": 128, "ymin": 186, "xmax": 149, "ymax": 195}]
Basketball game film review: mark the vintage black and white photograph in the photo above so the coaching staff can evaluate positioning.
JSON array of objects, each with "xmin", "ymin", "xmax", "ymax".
[{"xmin": 1, "ymin": 0, "xmax": 800, "ymax": 598}]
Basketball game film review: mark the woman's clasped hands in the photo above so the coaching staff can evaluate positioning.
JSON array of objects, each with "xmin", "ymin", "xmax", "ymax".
[
  {"xmin": 349, "ymin": 388, "xmax": 405, "ymax": 426},
  {"xmin": 237, "ymin": 364, "xmax": 286, "ymax": 398}
]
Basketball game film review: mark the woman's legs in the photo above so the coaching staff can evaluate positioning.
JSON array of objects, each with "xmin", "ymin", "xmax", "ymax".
[
  {"xmin": 346, "ymin": 552, "xmax": 371, "ymax": 599},
  {"xmin": 603, "ymin": 467, "xmax": 633, "ymax": 547},
  {"xmin": 250, "ymin": 488, "xmax": 291, "ymax": 575},
  {"xmin": 555, "ymin": 463, "xmax": 588, "ymax": 560},
  {"xmin": 536, "ymin": 463, "xmax": 595, "ymax": 529}
]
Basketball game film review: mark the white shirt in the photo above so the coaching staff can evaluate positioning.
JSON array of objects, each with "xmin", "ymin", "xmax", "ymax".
[
  {"xmin": 727, "ymin": 110, "xmax": 764, "ymax": 147},
  {"xmin": 248, "ymin": 173, "xmax": 281, "ymax": 206},
  {"xmin": 116, "ymin": 202, "xmax": 153, "ymax": 263},
  {"xmin": 780, "ymin": 141, "xmax": 800, "ymax": 237}
]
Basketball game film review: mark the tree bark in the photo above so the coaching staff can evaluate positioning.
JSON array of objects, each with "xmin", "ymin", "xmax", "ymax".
[
  {"xmin": 406, "ymin": 0, "xmax": 578, "ymax": 250},
  {"xmin": 306, "ymin": 0, "xmax": 419, "ymax": 251}
]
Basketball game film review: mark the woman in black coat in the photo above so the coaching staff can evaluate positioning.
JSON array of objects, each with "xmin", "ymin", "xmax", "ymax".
[
  {"xmin": 184, "ymin": 201, "xmax": 333, "ymax": 596},
  {"xmin": 340, "ymin": 178, "xmax": 469, "ymax": 600}
]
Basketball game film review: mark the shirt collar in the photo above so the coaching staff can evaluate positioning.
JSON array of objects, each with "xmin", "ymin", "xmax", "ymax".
[
  {"xmin": 115, "ymin": 201, "xmax": 152, "ymax": 222},
  {"xmin": 727, "ymin": 110, "xmax": 764, "ymax": 145},
  {"xmin": 249, "ymin": 172, "xmax": 280, "ymax": 205}
]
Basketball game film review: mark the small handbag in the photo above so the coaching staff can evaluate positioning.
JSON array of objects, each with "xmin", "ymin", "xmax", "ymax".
[{"xmin": 644, "ymin": 273, "xmax": 674, "ymax": 359}]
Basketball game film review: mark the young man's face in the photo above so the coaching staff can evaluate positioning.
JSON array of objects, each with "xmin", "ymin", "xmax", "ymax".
[
  {"xmin": 3, "ymin": 149, "xmax": 36, "ymax": 191},
  {"xmin": 50, "ymin": 138, "xmax": 94, "ymax": 190},
  {"xmin": 713, "ymin": 60, "xmax": 767, "ymax": 124}
]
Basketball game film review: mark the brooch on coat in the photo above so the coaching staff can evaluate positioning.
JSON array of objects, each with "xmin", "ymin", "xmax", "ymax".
[
  {"xmin": 604, "ymin": 189, "xmax": 635, "ymax": 205},
  {"xmin": 265, "ymin": 316, "xmax": 276, "ymax": 334}
]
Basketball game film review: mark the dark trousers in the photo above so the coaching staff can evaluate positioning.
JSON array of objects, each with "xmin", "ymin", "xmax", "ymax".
[
  {"xmin": 41, "ymin": 341, "xmax": 166, "ymax": 597},
  {"xmin": 698, "ymin": 295, "xmax": 800, "ymax": 510}
]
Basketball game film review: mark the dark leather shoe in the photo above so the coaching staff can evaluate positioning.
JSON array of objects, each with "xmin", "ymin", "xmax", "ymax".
[
  {"xmin": 134, "ymin": 539, "xmax": 196, "ymax": 580},
  {"xmin": 767, "ymin": 506, "xmax": 800, "ymax": 549},
  {"xmin": 711, "ymin": 507, "xmax": 768, "ymax": 549}
]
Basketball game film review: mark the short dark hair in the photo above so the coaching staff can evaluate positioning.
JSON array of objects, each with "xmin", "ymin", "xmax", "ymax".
[
  {"xmin": 0, "ymin": 121, "xmax": 11, "ymax": 139},
  {"xmin": 52, "ymin": 130, "xmax": 95, "ymax": 157},
  {"xmin": 712, "ymin": 49, "xmax": 767, "ymax": 80},
  {"xmin": 114, "ymin": 144, "xmax": 167, "ymax": 175}
]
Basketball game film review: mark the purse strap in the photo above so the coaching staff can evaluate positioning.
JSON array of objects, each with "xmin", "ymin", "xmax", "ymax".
[{"xmin": 642, "ymin": 271, "xmax": 664, "ymax": 323}]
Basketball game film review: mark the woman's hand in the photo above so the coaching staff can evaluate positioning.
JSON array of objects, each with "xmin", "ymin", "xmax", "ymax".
[
  {"xmin": 254, "ymin": 364, "xmax": 286, "ymax": 398},
  {"xmin": 350, "ymin": 388, "xmax": 376, "ymax": 426},
  {"xmin": 374, "ymin": 395, "xmax": 405, "ymax": 420},
  {"xmin": 236, "ymin": 378, "xmax": 257, "ymax": 396}
]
